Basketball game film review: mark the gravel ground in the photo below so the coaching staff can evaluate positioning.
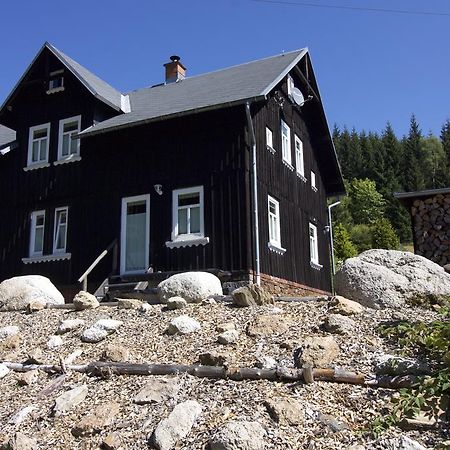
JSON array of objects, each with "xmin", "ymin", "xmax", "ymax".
[{"xmin": 0, "ymin": 298, "xmax": 447, "ymax": 449}]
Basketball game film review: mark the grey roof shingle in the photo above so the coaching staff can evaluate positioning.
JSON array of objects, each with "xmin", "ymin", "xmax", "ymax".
[
  {"xmin": 0, "ymin": 125, "xmax": 16, "ymax": 148},
  {"xmin": 79, "ymin": 49, "xmax": 308, "ymax": 137}
]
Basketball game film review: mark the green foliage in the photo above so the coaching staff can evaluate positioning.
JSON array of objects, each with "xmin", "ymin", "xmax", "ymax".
[
  {"xmin": 371, "ymin": 218, "xmax": 400, "ymax": 250},
  {"xmin": 347, "ymin": 178, "xmax": 386, "ymax": 225},
  {"xmin": 333, "ymin": 223, "xmax": 358, "ymax": 261},
  {"xmin": 349, "ymin": 224, "xmax": 372, "ymax": 253}
]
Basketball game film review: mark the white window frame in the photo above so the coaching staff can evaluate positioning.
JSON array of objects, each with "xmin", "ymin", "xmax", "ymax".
[
  {"xmin": 281, "ymin": 119, "xmax": 292, "ymax": 168},
  {"xmin": 47, "ymin": 70, "xmax": 65, "ymax": 94},
  {"xmin": 267, "ymin": 195, "xmax": 286, "ymax": 254},
  {"xmin": 53, "ymin": 207, "xmax": 69, "ymax": 254},
  {"xmin": 295, "ymin": 134, "xmax": 306, "ymax": 180},
  {"xmin": 266, "ymin": 127, "xmax": 274, "ymax": 153},
  {"xmin": 56, "ymin": 115, "xmax": 81, "ymax": 164},
  {"xmin": 168, "ymin": 186, "xmax": 206, "ymax": 245},
  {"xmin": 309, "ymin": 223, "xmax": 322, "ymax": 270},
  {"xmin": 311, "ymin": 171, "xmax": 317, "ymax": 191},
  {"xmin": 26, "ymin": 123, "xmax": 51, "ymax": 169},
  {"xmin": 29, "ymin": 210, "xmax": 45, "ymax": 257},
  {"xmin": 287, "ymin": 74, "xmax": 295, "ymax": 97}
]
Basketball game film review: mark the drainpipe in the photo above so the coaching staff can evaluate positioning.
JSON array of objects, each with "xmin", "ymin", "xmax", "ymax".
[
  {"xmin": 328, "ymin": 201, "xmax": 341, "ymax": 292},
  {"xmin": 245, "ymin": 102, "xmax": 261, "ymax": 286}
]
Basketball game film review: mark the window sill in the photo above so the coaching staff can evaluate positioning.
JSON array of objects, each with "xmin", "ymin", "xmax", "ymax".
[
  {"xmin": 296, "ymin": 173, "xmax": 307, "ymax": 183},
  {"xmin": 166, "ymin": 236, "xmax": 210, "ymax": 249},
  {"xmin": 266, "ymin": 145, "xmax": 276, "ymax": 154},
  {"xmin": 282, "ymin": 159, "xmax": 294, "ymax": 171},
  {"xmin": 23, "ymin": 162, "xmax": 50, "ymax": 171},
  {"xmin": 46, "ymin": 87, "xmax": 65, "ymax": 94},
  {"xmin": 312, "ymin": 186, "xmax": 318, "ymax": 192},
  {"xmin": 22, "ymin": 253, "xmax": 71, "ymax": 264},
  {"xmin": 54, "ymin": 155, "xmax": 82, "ymax": 166},
  {"xmin": 268, "ymin": 242, "xmax": 286, "ymax": 255},
  {"xmin": 310, "ymin": 260, "xmax": 323, "ymax": 270}
]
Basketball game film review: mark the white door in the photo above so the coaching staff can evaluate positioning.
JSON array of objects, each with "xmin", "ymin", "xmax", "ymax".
[{"xmin": 120, "ymin": 194, "xmax": 150, "ymax": 274}]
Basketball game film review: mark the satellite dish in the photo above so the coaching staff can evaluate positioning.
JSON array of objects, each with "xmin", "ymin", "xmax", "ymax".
[{"xmin": 291, "ymin": 87, "xmax": 305, "ymax": 107}]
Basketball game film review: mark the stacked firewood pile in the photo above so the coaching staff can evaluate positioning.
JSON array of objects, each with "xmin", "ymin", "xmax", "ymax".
[{"xmin": 412, "ymin": 193, "xmax": 450, "ymax": 265}]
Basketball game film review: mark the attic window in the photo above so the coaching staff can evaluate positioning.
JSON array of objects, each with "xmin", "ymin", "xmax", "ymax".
[{"xmin": 47, "ymin": 70, "xmax": 64, "ymax": 94}]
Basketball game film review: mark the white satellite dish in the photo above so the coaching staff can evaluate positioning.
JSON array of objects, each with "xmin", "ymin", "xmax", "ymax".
[{"xmin": 291, "ymin": 87, "xmax": 305, "ymax": 107}]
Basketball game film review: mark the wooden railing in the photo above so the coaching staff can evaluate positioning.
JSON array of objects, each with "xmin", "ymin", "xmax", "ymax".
[{"xmin": 78, "ymin": 239, "xmax": 117, "ymax": 292}]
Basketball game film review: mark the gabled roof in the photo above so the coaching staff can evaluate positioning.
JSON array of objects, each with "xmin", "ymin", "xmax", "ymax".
[
  {"xmin": 395, "ymin": 187, "xmax": 450, "ymax": 201},
  {"xmin": 0, "ymin": 125, "xmax": 16, "ymax": 149},
  {"xmin": 79, "ymin": 49, "xmax": 308, "ymax": 137},
  {"xmin": 0, "ymin": 42, "xmax": 127, "ymax": 115}
]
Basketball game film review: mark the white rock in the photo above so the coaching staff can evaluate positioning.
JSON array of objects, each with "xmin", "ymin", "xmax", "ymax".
[
  {"xmin": 57, "ymin": 318, "xmax": 85, "ymax": 334},
  {"xmin": 95, "ymin": 319, "xmax": 123, "ymax": 332},
  {"xmin": 167, "ymin": 315, "xmax": 201, "ymax": 335},
  {"xmin": 140, "ymin": 302, "xmax": 152, "ymax": 313},
  {"xmin": 218, "ymin": 330, "xmax": 239, "ymax": 345},
  {"xmin": 47, "ymin": 335, "xmax": 63, "ymax": 349},
  {"xmin": 0, "ymin": 275, "xmax": 64, "ymax": 311},
  {"xmin": 209, "ymin": 420, "xmax": 266, "ymax": 450},
  {"xmin": 9, "ymin": 405, "xmax": 36, "ymax": 425},
  {"xmin": 157, "ymin": 272, "xmax": 223, "ymax": 303},
  {"xmin": 329, "ymin": 295, "xmax": 364, "ymax": 315},
  {"xmin": 166, "ymin": 296, "xmax": 188, "ymax": 310},
  {"xmin": 0, "ymin": 325, "xmax": 20, "ymax": 339},
  {"xmin": 335, "ymin": 249, "xmax": 450, "ymax": 308},
  {"xmin": 73, "ymin": 291, "xmax": 100, "ymax": 310},
  {"xmin": 0, "ymin": 363, "xmax": 10, "ymax": 378},
  {"xmin": 151, "ymin": 400, "xmax": 202, "ymax": 450},
  {"xmin": 389, "ymin": 436, "xmax": 428, "ymax": 450},
  {"xmin": 53, "ymin": 385, "xmax": 88, "ymax": 416},
  {"xmin": 323, "ymin": 314, "xmax": 355, "ymax": 335},
  {"xmin": 256, "ymin": 356, "xmax": 277, "ymax": 369},
  {"xmin": 374, "ymin": 354, "xmax": 430, "ymax": 376},
  {"xmin": 81, "ymin": 327, "xmax": 108, "ymax": 343}
]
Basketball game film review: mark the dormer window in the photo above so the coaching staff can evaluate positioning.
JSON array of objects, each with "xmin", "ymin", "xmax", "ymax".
[{"xmin": 47, "ymin": 70, "xmax": 64, "ymax": 94}]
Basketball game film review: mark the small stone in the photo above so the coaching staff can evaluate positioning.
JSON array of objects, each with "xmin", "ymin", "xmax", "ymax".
[
  {"xmin": 101, "ymin": 432, "xmax": 122, "ymax": 450},
  {"xmin": 329, "ymin": 295, "xmax": 363, "ymax": 316},
  {"xmin": 0, "ymin": 363, "xmax": 10, "ymax": 379},
  {"xmin": 17, "ymin": 370, "xmax": 38, "ymax": 386},
  {"xmin": 218, "ymin": 330, "xmax": 239, "ymax": 345},
  {"xmin": 53, "ymin": 384, "xmax": 88, "ymax": 416},
  {"xmin": 25, "ymin": 348, "xmax": 43, "ymax": 365},
  {"xmin": 26, "ymin": 299, "xmax": 46, "ymax": 313},
  {"xmin": 166, "ymin": 315, "xmax": 201, "ymax": 335},
  {"xmin": 81, "ymin": 327, "xmax": 108, "ymax": 343},
  {"xmin": 101, "ymin": 344, "xmax": 130, "ymax": 362},
  {"xmin": 318, "ymin": 412, "xmax": 349, "ymax": 432},
  {"xmin": 150, "ymin": 400, "xmax": 202, "ymax": 450},
  {"xmin": 265, "ymin": 397, "xmax": 304, "ymax": 425},
  {"xmin": 346, "ymin": 445, "xmax": 365, "ymax": 450},
  {"xmin": 72, "ymin": 402, "xmax": 120, "ymax": 437},
  {"xmin": 390, "ymin": 436, "xmax": 427, "ymax": 450},
  {"xmin": 294, "ymin": 336, "xmax": 340, "ymax": 368},
  {"xmin": 133, "ymin": 378, "xmax": 179, "ymax": 404},
  {"xmin": 73, "ymin": 291, "xmax": 100, "ymax": 310},
  {"xmin": 323, "ymin": 314, "xmax": 355, "ymax": 335},
  {"xmin": 8, "ymin": 406, "xmax": 36, "ymax": 426},
  {"xmin": 255, "ymin": 356, "xmax": 277, "ymax": 369},
  {"xmin": 1, "ymin": 432, "xmax": 37, "ymax": 450},
  {"xmin": 140, "ymin": 302, "xmax": 152, "ymax": 313},
  {"xmin": 374, "ymin": 354, "xmax": 430, "ymax": 376},
  {"xmin": 0, "ymin": 326, "xmax": 19, "ymax": 339},
  {"xmin": 198, "ymin": 351, "xmax": 229, "ymax": 367},
  {"xmin": 95, "ymin": 319, "xmax": 123, "ymax": 332},
  {"xmin": 117, "ymin": 298, "xmax": 142, "ymax": 310},
  {"xmin": 246, "ymin": 315, "xmax": 289, "ymax": 337},
  {"xmin": 57, "ymin": 319, "xmax": 85, "ymax": 334},
  {"xmin": 232, "ymin": 284, "xmax": 273, "ymax": 307},
  {"xmin": 47, "ymin": 335, "xmax": 63, "ymax": 349},
  {"xmin": 216, "ymin": 322, "xmax": 236, "ymax": 333},
  {"xmin": 209, "ymin": 420, "xmax": 266, "ymax": 450},
  {"xmin": 166, "ymin": 296, "xmax": 188, "ymax": 310}
]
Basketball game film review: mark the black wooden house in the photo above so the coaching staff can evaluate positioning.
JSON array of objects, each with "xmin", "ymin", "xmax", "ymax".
[{"xmin": 0, "ymin": 43, "xmax": 344, "ymax": 297}]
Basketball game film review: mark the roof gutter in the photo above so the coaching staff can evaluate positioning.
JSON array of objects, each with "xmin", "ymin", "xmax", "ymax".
[{"xmin": 245, "ymin": 101, "xmax": 261, "ymax": 286}]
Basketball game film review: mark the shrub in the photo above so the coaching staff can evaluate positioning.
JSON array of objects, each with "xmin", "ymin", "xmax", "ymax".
[
  {"xmin": 349, "ymin": 224, "xmax": 372, "ymax": 253},
  {"xmin": 333, "ymin": 224, "xmax": 358, "ymax": 261},
  {"xmin": 371, "ymin": 218, "xmax": 400, "ymax": 250}
]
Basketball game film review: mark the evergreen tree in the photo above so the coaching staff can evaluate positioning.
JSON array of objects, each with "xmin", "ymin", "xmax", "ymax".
[
  {"xmin": 440, "ymin": 120, "xmax": 450, "ymax": 185},
  {"xmin": 421, "ymin": 133, "xmax": 447, "ymax": 188},
  {"xmin": 402, "ymin": 114, "xmax": 425, "ymax": 191}
]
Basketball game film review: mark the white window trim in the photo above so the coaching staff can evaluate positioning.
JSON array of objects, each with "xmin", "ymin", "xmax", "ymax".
[
  {"xmin": 309, "ymin": 223, "xmax": 322, "ymax": 269},
  {"xmin": 29, "ymin": 210, "xmax": 45, "ymax": 257},
  {"xmin": 57, "ymin": 115, "xmax": 81, "ymax": 162},
  {"xmin": 53, "ymin": 207, "xmax": 69, "ymax": 254},
  {"xmin": 311, "ymin": 171, "xmax": 318, "ymax": 192},
  {"xmin": 281, "ymin": 119, "xmax": 292, "ymax": 167},
  {"xmin": 295, "ymin": 134, "xmax": 306, "ymax": 181},
  {"xmin": 120, "ymin": 194, "xmax": 150, "ymax": 275},
  {"xmin": 166, "ymin": 186, "xmax": 209, "ymax": 248},
  {"xmin": 47, "ymin": 70, "xmax": 65, "ymax": 94},
  {"xmin": 287, "ymin": 74, "xmax": 295, "ymax": 97},
  {"xmin": 26, "ymin": 123, "xmax": 51, "ymax": 169},
  {"xmin": 267, "ymin": 195, "xmax": 285, "ymax": 254},
  {"xmin": 266, "ymin": 126, "xmax": 275, "ymax": 154},
  {"xmin": 22, "ymin": 253, "xmax": 71, "ymax": 264}
]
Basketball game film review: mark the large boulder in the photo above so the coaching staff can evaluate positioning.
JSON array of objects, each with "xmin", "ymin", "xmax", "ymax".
[
  {"xmin": 334, "ymin": 249, "xmax": 450, "ymax": 309},
  {"xmin": 0, "ymin": 275, "xmax": 64, "ymax": 311},
  {"xmin": 157, "ymin": 272, "xmax": 222, "ymax": 303}
]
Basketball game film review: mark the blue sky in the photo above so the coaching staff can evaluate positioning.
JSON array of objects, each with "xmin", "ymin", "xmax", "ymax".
[{"xmin": 1, "ymin": 0, "xmax": 449, "ymax": 137}]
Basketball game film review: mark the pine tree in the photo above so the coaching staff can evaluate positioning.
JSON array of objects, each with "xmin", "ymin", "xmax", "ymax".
[
  {"xmin": 440, "ymin": 120, "xmax": 450, "ymax": 185},
  {"xmin": 402, "ymin": 114, "xmax": 425, "ymax": 191}
]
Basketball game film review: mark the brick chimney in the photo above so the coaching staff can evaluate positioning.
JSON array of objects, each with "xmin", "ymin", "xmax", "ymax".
[{"xmin": 164, "ymin": 55, "xmax": 186, "ymax": 84}]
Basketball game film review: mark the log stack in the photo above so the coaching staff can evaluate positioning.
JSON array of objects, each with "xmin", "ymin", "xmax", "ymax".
[{"xmin": 411, "ymin": 193, "xmax": 450, "ymax": 265}]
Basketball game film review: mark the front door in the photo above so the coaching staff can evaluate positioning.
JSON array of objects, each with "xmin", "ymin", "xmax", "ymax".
[{"xmin": 120, "ymin": 194, "xmax": 150, "ymax": 274}]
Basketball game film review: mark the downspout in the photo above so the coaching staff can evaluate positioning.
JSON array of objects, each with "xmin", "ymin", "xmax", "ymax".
[
  {"xmin": 245, "ymin": 101, "xmax": 261, "ymax": 286},
  {"xmin": 328, "ymin": 200, "xmax": 341, "ymax": 293}
]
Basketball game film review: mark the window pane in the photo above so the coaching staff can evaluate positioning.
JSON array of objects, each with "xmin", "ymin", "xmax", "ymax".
[
  {"xmin": 178, "ymin": 209, "xmax": 188, "ymax": 234},
  {"xmin": 178, "ymin": 193, "xmax": 199, "ymax": 207},
  {"xmin": 70, "ymin": 136, "xmax": 78, "ymax": 155},
  {"xmin": 39, "ymin": 139, "xmax": 47, "ymax": 161},
  {"xmin": 34, "ymin": 129, "xmax": 47, "ymax": 139},
  {"xmin": 125, "ymin": 210, "xmax": 146, "ymax": 271},
  {"xmin": 36, "ymin": 216, "xmax": 44, "ymax": 227},
  {"xmin": 128, "ymin": 201, "xmax": 146, "ymax": 215},
  {"xmin": 62, "ymin": 134, "xmax": 70, "ymax": 156},
  {"xmin": 64, "ymin": 121, "xmax": 78, "ymax": 133},
  {"xmin": 56, "ymin": 224, "xmax": 66, "ymax": 249},
  {"xmin": 32, "ymin": 141, "xmax": 39, "ymax": 162},
  {"xmin": 34, "ymin": 227, "xmax": 43, "ymax": 253},
  {"xmin": 190, "ymin": 206, "xmax": 200, "ymax": 233}
]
